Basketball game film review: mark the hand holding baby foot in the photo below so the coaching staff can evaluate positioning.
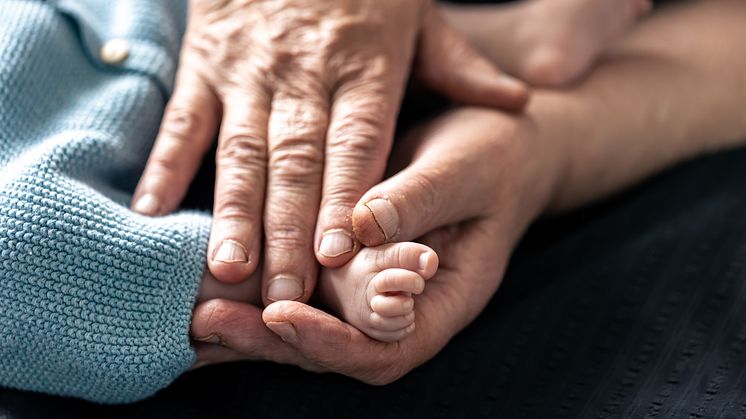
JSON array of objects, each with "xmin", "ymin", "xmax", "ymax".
[
  {"xmin": 130, "ymin": 0, "xmax": 529, "ymax": 306},
  {"xmin": 192, "ymin": 106, "xmax": 564, "ymax": 382}
]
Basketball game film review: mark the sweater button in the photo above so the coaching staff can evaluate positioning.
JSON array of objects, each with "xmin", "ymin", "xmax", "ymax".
[{"xmin": 100, "ymin": 39, "xmax": 130, "ymax": 65}]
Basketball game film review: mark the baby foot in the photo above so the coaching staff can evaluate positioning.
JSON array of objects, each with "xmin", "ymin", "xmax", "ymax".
[{"xmin": 318, "ymin": 242, "xmax": 439, "ymax": 342}]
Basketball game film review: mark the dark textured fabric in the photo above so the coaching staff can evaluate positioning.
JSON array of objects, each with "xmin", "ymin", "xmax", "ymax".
[
  {"xmin": 4, "ymin": 145, "xmax": 746, "ymax": 417},
  {"xmin": 0, "ymin": 0, "xmax": 729, "ymax": 416}
]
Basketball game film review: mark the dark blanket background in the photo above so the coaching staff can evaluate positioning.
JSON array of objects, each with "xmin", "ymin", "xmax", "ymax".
[{"xmin": 6, "ymin": 0, "xmax": 741, "ymax": 418}]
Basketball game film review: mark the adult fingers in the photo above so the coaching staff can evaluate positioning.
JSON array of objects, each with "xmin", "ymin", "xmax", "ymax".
[
  {"xmin": 132, "ymin": 70, "xmax": 219, "ymax": 215},
  {"xmin": 315, "ymin": 83, "xmax": 397, "ymax": 268},
  {"xmin": 352, "ymin": 112, "xmax": 495, "ymax": 246},
  {"xmin": 416, "ymin": 4, "xmax": 530, "ymax": 112},
  {"xmin": 262, "ymin": 93, "xmax": 328, "ymax": 303},
  {"xmin": 262, "ymin": 300, "xmax": 411, "ymax": 385},
  {"xmin": 208, "ymin": 90, "xmax": 271, "ymax": 283},
  {"xmin": 191, "ymin": 299, "xmax": 311, "ymax": 368}
]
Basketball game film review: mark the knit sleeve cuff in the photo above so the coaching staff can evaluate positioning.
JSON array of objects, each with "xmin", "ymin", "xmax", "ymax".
[{"xmin": 0, "ymin": 174, "xmax": 211, "ymax": 403}]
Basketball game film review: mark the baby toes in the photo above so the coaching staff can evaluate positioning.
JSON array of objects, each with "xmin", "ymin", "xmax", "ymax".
[
  {"xmin": 370, "ymin": 294, "xmax": 414, "ymax": 317},
  {"xmin": 371, "ymin": 268, "xmax": 426, "ymax": 296}
]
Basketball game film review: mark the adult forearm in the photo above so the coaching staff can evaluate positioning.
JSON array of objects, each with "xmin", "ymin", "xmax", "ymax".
[{"xmin": 525, "ymin": 0, "xmax": 746, "ymax": 211}]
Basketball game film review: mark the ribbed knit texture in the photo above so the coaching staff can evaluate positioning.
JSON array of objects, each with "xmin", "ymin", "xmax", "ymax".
[{"xmin": 0, "ymin": 0, "xmax": 211, "ymax": 403}]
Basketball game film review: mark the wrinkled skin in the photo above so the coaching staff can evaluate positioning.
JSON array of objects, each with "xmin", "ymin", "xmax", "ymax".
[
  {"xmin": 191, "ymin": 108, "xmax": 560, "ymax": 384},
  {"xmin": 132, "ymin": 0, "xmax": 529, "ymax": 305}
]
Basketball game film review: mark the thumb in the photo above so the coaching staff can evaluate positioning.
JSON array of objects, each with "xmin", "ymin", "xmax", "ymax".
[
  {"xmin": 351, "ymin": 108, "xmax": 505, "ymax": 247},
  {"xmin": 416, "ymin": 3, "xmax": 530, "ymax": 112},
  {"xmin": 191, "ymin": 299, "xmax": 303, "ymax": 366},
  {"xmin": 351, "ymin": 141, "xmax": 489, "ymax": 247},
  {"xmin": 352, "ymin": 167, "xmax": 474, "ymax": 247},
  {"xmin": 263, "ymin": 301, "xmax": 401, "ymax": 385}
]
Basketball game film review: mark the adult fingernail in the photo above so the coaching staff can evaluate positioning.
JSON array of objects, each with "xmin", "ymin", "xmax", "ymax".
[
  {"xmin": 266, "ymin": 321, "xmax": 297, "ymax": 344},
  {"xmin": 133, "ymin": 193, "xmax": 161, "ymax": 215},
  {"xmin": 365, "ymin": 198, "xmax": 399, "ymax": 242},
  {"xmin": 213, "ymin": 240, "xmax": 249, "ymax": 264},
  {"xmin": 319, "ymin": 229, "xmax": 354, "ymax": 258},
  {"xmin": 267, "ymin": 275, "xmax": 304, "ymax": 302}
]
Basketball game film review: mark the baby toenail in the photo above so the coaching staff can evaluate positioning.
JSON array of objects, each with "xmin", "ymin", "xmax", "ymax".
[
  {"xmin": 419, "ymin": 252, "xmax": 431, "ymax": 272},
  {"xmin": 319, "ymin": 229, "xmax": 354, "ymax": 257},
  {"xmin": 365, "ymin": 198, "xmax": 399, "ymax": 242}
]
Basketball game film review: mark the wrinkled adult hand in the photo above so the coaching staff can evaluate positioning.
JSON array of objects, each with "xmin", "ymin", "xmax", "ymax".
[
  {"xmin": 191, "ymin": 107, "xmax": 563, "ymax": 383},
  {"xmin": 132, "ymin": 0, "xmax": 530, "ymax": 304}
]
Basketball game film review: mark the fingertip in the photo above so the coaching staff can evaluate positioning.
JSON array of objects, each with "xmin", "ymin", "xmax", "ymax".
[
  {"xmin": 316, "ymin": 228, "xmax": 357, "ymax": 268},
  {"xmin": 264, "ymin": 274, "xmax": 306, "ymax": 304},
  {"xmin": 207, "ymin": 262, "xmax": 258, "ymax": 284},
  {"xmin": 262, "ymin": 300, "xmax": 292, "ymax": 323},
  {"xmin": 495, "ymin": 76, "xmax": 532, "ymax": 111},
  {"xmin": 352, "ymin": 197, "xmax": 399, "ymax": 247},
  {"xmin": 131, "ymin": 192, "xmax": 162, "ymax": 216},
  {"xmin": 208, "ymin": 238, "xmax": 259, "ymax": 284},
  {"xmin": 352, "ymin": 202, "xmax": 384, "ymax": 247}
]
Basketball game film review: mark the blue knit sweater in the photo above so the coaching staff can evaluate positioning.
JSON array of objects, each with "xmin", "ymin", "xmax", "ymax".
[{"xmin": 0, "ymin": 0, "xmax": 211, "ymax": 403}]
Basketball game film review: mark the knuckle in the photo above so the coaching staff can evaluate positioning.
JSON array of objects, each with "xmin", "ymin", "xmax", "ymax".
[
  {"xmin": 214, "ymin": 189, "xmax": 259, "ymax": 223},
  {"xmin": 161, "ymin": 106, "xmax": 203, "ymax": 137},
  {"xmin": 320, "ymin": 179, "xmax": 373, "ymax": 215},
  {"xmin": 328, "ymin": 112, "xmax": 388, "ymax": 157},
  {"xmin": 321, "ymin": 187, "xmax": 359, "ymax": 212},
  {"xmin": 147, "ymin": 152, "xmax": 184, "ymax": 180},
  {"xmin": 272, "ymin": 97, "xmax": 328, "ymax": 134},
  {"xmin": 218, "ymin": 134, "xmax": 267, "ymax": 169},
  {"xmin": 269, "ymin": 141, "xmax": 324, "ymax": 182},
  {"xmin": 327, "ymin": 133, "xmax": 383, "ymax": 171},
  {"xmin": 264, "ymin": 217, "xmax": 312, "ymax": 250}
]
